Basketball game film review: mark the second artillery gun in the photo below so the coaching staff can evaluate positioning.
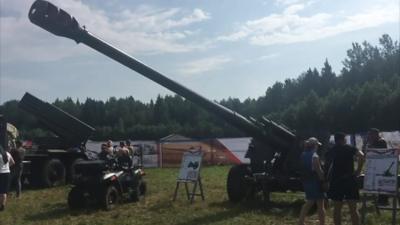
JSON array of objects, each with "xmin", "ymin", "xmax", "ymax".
[
  {"xmin": 28, "ymin": 0, "xmax": 304, "ymax": 201},
  {"xmin": 19, "ymin": 92, "xmax": 97, "ymax": 187},
  {"xmin": 1, "ymin": 92, "xmax": 96, "ymax": 187}
]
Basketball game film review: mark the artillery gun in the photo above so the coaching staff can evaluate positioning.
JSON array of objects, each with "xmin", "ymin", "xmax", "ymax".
[
  {"xmin": 28, "ymin": 0, "xmax": 304, "ymax": 201},
  {"xmin": 1, "ymin": 92, "xmax": 96, "ymax": 187}
]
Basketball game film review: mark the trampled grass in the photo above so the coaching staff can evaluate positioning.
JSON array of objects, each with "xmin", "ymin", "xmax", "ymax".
[{"xmin": 1, "ymin": 166, "xmax": 396, "ymax": 225}]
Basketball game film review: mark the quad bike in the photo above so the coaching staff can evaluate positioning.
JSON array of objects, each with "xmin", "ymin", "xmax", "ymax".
[{"xmin": 68, "ymin": 156, "xmax": 146, "ymax": 210}]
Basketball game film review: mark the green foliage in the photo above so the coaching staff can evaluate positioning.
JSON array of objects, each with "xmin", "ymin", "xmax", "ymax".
[
  {"xmin": 263, "ymin": 34, "xmax": 399, "ymax": 135},
  {"xmin": 0, "ymin": 34, "xmax": 398, "ymax": 140}
]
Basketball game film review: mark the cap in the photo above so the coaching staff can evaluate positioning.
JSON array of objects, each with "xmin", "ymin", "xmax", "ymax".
[{"xmin": 306, "ymin": 137, "xmax": 322, "ymax": 146}]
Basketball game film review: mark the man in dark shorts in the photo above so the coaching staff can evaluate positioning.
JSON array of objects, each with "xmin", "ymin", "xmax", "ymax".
[{"xmin": 327, "ymin": 132, "xmax": 364, "ymax": 225}]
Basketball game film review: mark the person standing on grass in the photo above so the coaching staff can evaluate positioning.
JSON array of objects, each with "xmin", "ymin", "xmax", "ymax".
[
  {"xmin": 365, "ymin": 128, "xmax": 389, "ymax": 206},
  {"xmin": 299, "ymin": 137, "xmax": 326, "ymax": 225},
  {"xmin": 10, "ymin": 140, "xmax": 25, "ymax": 198},
  {"xmin": 327, "ymin": 132, "xmax": 364, "ymax": 225},
  {"xmin": 0, "ymin": 145, "xmax": 15, "ymax": 211}
]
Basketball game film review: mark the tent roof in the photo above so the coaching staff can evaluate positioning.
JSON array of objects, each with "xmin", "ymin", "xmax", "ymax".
[{"xmin": 160, "ymin": 134, "xmax": 193, "ymax": 142}]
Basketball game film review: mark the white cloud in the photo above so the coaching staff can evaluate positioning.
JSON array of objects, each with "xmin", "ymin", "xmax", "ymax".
[
  {"xmin": 178, "ymin": 56, "xmax": 232, "ymax": 76},
  {"xmin": 274, "ymin": 0, "xmax": 311, "ymax": 6},
  {"xmin": 0, "ymin": 0, "xmax": 211, "ymax": 63},
  {"xmin": 275, "ymin": 0, "xmax": 300, "ymax": 5},
  {"xmin": 242, "ymin": 53, "xmax": 279, "ymax": 64},
  {"xmin": 283, "ymin": 4, "xmax": 305, "ymax": 15},
  {"xmin": 217, "ymin": 30, "xmax": 250, "ymax": 42},
  {"xmin": 116, "ymin": 7, "xmax": 210, "ymax": 32},
  {"xmin": 257, "ymin": 53, "xmax": 280, "ymax": 61},
  {"xmin": 218, "ymin": 2, "xmax": 398, "ymax": 46}
]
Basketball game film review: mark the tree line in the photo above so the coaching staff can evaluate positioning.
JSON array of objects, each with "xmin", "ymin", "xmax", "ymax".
[{"xmin": 1, "ymin": 34, "xmax": 399, "ymax": 141}]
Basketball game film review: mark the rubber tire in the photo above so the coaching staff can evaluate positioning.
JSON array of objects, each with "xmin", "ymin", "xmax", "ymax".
[
  {"xmin": 41, "ymin": 159, "xmax": 66, "ymax": 187},
  {"xmin": 140, "ymin": 180, "xmax": 147, "ymax": 196},
  {"xmin": 68, "ymin": 187, "xmax": 86, "ymax": 210},
  {"xmin": 227, "ymin": 164, "xmax": 250, "ymax": 202},
  {"xmin": 130, "ymin": 179, "xmax": 146, "ymax": 202},
  {"xmin": 103, "ymin": 186, "xmax": 120, "ymax": 210}
]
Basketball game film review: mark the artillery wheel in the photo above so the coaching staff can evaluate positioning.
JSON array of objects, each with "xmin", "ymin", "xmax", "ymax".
[
  {"xmin": 41, "ymin": 159, "xmax": 66, "ymax": 187},
  {"xmin": 227, "ymin": 164, "xmax": 250, "ymax": 202}
]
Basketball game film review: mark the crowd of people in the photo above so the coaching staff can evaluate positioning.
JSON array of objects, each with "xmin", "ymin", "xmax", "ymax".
[
  {"xmin": 99, "ymin": 140, "xmax": 136, "ymax": 158},
  {"xmin": 98, "ymin": 140, "xmax": 138, "ymax": 169},
  {"xmin": 299, "ymin": 128, "xmax": 389, "ymax": 225}
]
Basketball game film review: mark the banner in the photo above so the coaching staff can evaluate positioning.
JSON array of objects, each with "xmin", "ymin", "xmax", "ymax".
[
  {"xmin": 133, "ymin": 141, "xmax": 159, "ymax": 168},
  {"xmin": 363, "ymin": 148, "xmax": 399, "ymax": 194}
]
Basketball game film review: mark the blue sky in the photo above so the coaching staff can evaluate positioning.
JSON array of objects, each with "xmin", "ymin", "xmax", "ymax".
[{"xmin": 0, "ymin": 0, "xmax": 398, "ymax": 104}]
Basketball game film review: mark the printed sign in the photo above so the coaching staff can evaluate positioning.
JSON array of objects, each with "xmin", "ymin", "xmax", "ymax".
[
  {"xmin": 178, "ymin": 149, "xmax": 203, "ymax": 181},
  {"xmin": 363, "ymin": 148, "xmax": 399, "ymax": 194}
]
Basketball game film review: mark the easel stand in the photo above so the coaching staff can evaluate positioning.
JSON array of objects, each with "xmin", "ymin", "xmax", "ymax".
[
  {"xmin": 360, "ymin": 191, "xmax": 399, "ymax": 225},
  {"xmin": 173, "ymin": 176, "xmax": 205, "ymax": 203}
]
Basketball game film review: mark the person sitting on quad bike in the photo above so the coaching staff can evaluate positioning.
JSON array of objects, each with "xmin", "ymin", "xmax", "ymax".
[
  {"xmin": 99, "ymin": 143, "xmax": 113, "ymax": 160},
  {"xmin": 116, "ymin": 142, "xmax": 132, "ymax": 170}
]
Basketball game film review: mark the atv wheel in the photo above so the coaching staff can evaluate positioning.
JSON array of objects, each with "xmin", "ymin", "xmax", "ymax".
[
  {"xmin": 103, "ymin": 186, "xmax": 120, "ymax": 210},
  {"xmin": 68, "ymin": 187, "xmax": 86, "ymax": 210},
  {"xmin": 42, "ymin": 159, "xmax": 66, "ymax": 187},
  {"xmin": 227, "ymin": 164, "xmax": 250, "ymax": 202},
  {"xmin": 140, "ymin": 180, "xmax": 147, "ymax": 196},
  {"xmin": 130, "ymin": 179, "xmax": 146, "ymax": 202}
]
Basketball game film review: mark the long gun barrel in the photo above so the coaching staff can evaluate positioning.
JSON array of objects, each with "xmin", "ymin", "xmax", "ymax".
[{"xmin": 28, "ymin": 0, "xmax": 296, "ymax": 152}]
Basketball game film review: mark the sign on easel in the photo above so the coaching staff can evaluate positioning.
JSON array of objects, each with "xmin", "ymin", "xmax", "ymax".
[
  {"xmin": 178, "ymin": 149, "xmax": 202, "ymax": 181},
  {"xmin": 363, "ymin": 148, "xmax": 399, "ymax": 194},
  {"xmin": 173, "ymin": 148, "xmax": 205, "ymax": 203},
  {"xmin": 361, "ymin": 148, "xmax": 399, "ymax": 225}
]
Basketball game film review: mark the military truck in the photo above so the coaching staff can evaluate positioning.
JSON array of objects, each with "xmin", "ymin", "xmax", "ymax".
[
  {"xmin": 4, "ymin": 92, "xmax": 96, "ymax": 187},
  {"xmin": 28, "ymin": 0, "xmax": 304, "ymax": 200}
]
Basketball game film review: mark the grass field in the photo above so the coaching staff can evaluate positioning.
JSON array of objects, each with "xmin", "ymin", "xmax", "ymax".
[{"xmin": 1, "ymin": 166, "xmax": 396, "ymax": 225}]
